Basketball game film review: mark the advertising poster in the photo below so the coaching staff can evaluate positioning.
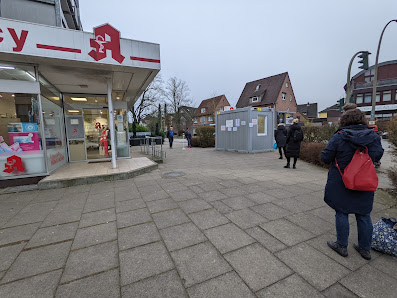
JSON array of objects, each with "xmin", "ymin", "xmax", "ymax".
[
  {"xmin": 227, "ymin": 127, "xmax": 232, "ymax": 131},
  {"xmin": 241, "ymin": 121, "xmax": 246, "ymax": 126},
  {"xmin": 235, "ymin": 119, "xmax": 240, "ymax": 127},
  {"xmin": 8, "ymin": 123, "xmax": 40, "ymax": 151},
  {"xmin": 226, "ymin": 120, "xmax": 233, "ymax": 128},
  {"xmin": 233, "ymin": 127, "xmax": 237, "ymax": 131},
  {"xmin": 252, "ymin": 119, "xmax": 258, "ymax": 125},
  {"xmin": 221, "ymin": 125, "xmax": 226, "ymax": 131}
]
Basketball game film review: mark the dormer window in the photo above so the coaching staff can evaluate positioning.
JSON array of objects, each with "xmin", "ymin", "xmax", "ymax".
[
  {"xmin": 255, "ymin": 84, "xmax": 261, "ymax": 91},
  {"xmin": 251, "ymin": 96, "xmax": 259, "ymax": 103},
  {"xmin": 201, "ymin": 108, "xmax": 206, "ymax": 113}
]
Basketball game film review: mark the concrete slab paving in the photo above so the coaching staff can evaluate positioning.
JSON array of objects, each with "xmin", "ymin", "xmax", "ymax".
[{"xmin": 0, "ymin": 143, "xmax": 395, "ymax": 297}]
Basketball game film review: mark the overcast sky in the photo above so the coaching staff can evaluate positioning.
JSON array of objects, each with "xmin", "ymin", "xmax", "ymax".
[{"xmin": 80, "ymin": 0, "xmax": 397, "ymax": 111}]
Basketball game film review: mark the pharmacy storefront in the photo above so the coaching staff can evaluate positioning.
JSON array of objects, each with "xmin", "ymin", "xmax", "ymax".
[{"xmin": 0, "ymin": 18, "xmax": 160, "ymax": 182}]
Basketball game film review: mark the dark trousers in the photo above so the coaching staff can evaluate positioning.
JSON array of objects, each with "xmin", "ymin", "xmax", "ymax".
[
  {"xmin": 278, "ymin": 147, "xmax": 286, "ymax": 158},
  {"xmin": 169, "ymin": 137, "xmax": 173, "ymax": 148},
  {"xmin": 286, "ymin": 156, "xmax": 297, "ymax": 165},
  {"xmin": 335, "ymin": 211, "xmax": 373, "ymax": 251}
]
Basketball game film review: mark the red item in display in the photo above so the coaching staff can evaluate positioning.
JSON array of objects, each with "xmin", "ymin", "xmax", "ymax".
[
  {"xmin": 100, "ymin": 131, "xmax": 108, "ymax": 156},
  {"xmin": 3, "ymin": 155, "xmax": 25, "ymax": 173}
]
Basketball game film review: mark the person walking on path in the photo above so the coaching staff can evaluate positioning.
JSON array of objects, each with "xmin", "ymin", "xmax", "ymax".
[
  {"xmin": 275, "ymin": 123, "xmax": 287, "ymax": 159},
  {"xmin": 167, "ymin": 126, "xmax": 174, "ymax": 149},
  {"xmin": 321, "ymin": 108, "xmax": 384, "ymax": 260},
  {"xmin": 185, "ymin": 128, "xmax": 192, "ymax": 148},
  {"xmin": 284, "ymin": 119, "xmax": 303, "ymax": 169}
]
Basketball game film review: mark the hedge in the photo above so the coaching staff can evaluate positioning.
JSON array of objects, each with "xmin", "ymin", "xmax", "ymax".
[
  {"xmin": 299, "ymin": 142, "xmax": 329, "ymax": 169},
  {"xmin": 193, "ymin": 126, "xmax": 215, "ymax": 147},
  {"xmin": 387, "ymin": 116, "xmax": 397, "ymax": 191},
  {"xmin": 301, "ymin": 126, "xmax": 338, "ymax": 144}
]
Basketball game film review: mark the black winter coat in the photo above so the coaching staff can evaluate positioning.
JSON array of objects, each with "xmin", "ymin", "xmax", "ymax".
[
  {"xmin": 286, "ymin": 123, "xmax": 303, "ymax": 158},
  {"xmin": 321, "ymin": 125, "xmax": 384, "ymax": 215},
  {"xmin": 274, "ymin": 125, "xmax": 287, "ymax": 147}
]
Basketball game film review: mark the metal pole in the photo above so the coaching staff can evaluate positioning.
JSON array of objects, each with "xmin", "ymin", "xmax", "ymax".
[
  {"xmin": 346, "ymin": 51, "xmax": 365, "ymax": 105},
  {"xmin": 107, "ymin": 77, "xmax": 117, "ymax": 169},
  {"xmin": 371, "ymin": 20, "xmax": 397, "ymax": 121}
]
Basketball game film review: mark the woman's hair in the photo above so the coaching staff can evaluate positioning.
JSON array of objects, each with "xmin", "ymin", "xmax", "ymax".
[
  {"xmin": 342, "ymin": 103, "xmax": 357, "ymax": 113},
  {"xmin": 339, "ymin": 108, "xmax": 367, "ymax": 127},
  {"xmin": 292, "ymin": 118, "xmax": 299, "ymax": 124}
]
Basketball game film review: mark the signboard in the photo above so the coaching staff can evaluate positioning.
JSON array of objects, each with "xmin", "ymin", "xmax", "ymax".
[
  {"xmin": 0, "ymin": 18, "xmax": 160, "ymax": 69},
  {"xmin": 8, "ymin": 123, "xmax": 40, "ymax": 151},
  {"xmin": 357, "ymin": 104, "xmax": 397, "ymax": 112},
  {"xmin": 226, "ymin": 120, "xmax": 233, "ymax": 128}
]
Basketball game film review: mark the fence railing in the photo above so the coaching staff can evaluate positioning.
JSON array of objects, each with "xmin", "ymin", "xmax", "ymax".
[{"xmin": 140, "ymin": 137, "xmax": 166, "ymax": 160}]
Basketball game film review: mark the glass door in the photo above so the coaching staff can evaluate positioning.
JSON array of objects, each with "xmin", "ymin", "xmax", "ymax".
[{"xmin": 83, "ymin": 108, "xmax": 110, "ymax": 160}]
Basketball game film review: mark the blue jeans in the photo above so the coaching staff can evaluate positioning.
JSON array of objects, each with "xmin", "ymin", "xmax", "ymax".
[
  {"xmin": 187, "ymin": 138, "xmax": 191, "ymax": 147},
  {"xmin": 335, "ymin": 211, "xmax": 373, "ymax": 251}
]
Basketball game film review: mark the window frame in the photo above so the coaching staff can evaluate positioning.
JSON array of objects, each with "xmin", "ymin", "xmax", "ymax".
[
  {"xmin": 356, "ymin": 94, "xmax": 363, "ymax": 104},
  {"xmin": 251, "ymin": 96, "xmax": 259, "ymax": 103},
  {"xmin": 201, "ymin": 107, "xmax": 206, "ymax": 113},
  {"xmin": 281, "ymin": 92, "xmax": 286, "ymax": 100},
  {"xmin": 257, "ymin": 115, "xmax": 267, "ymax": 136},
  {"xmin": 382, "ymin": 90, "xmax": 391, "ymax": 102}
]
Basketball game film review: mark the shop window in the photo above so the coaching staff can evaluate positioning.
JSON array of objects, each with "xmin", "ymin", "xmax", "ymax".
[
  {"xmin": 0, "ymin": 93, "xmax": 45, "ymax": 177},
  {"xmin": 364, "ymin": 93, "xmax": 371, "ymax": 104},
  {"xmin": 356, "ymin": 94, "xmax": 363, "ymax": 104},
  {"xmin": 376, "ymin": 92, "xmax": 380, "ymax": 102},
  {"xmin": 282, "ymin": 92, "xmax": 286, "ymax": 100},
  {"xmin": 383, "ymin": 91, "xmax": 391, "ymax": 102},
  {"xmin": 257, "ymin": 115, "xmax": 267, "ymax": 136},
  {"xmin": 0, "ymin": 63, "xmax": 36, "ymax": 82},
  {"xmin": 115, "ymin": 109, "xmax": 129, "ymax": 158}
]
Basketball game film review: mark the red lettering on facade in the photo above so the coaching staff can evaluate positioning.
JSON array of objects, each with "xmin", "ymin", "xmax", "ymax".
[
  {"xmin": 88, "ymin": 24, "xmax": 125, "ymax": 64},
  {"xmin": 0, "ymin": 28, "xmax": 3, "ymax": 43},
  {"xmin": 50, "ymin": 152, "xmax": 65, "ymax": 166},
  {"xmin": 7, "ymin": 28, "xmax": 28, "ymax": 52},
  {"xmin": 3, "ymin": 155, "xmax": 25, "ymax": 173}
]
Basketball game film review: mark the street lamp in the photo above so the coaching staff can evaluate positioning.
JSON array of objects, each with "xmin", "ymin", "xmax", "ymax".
[{"xmin": 370, "ymin": 19, "xmax": 397, "ymax": 122}]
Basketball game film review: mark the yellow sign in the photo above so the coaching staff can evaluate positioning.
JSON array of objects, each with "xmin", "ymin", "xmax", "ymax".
[
  {"xmin": 217, "ymin": 112, "xmax": 220, "ymax": 115},
  {"xmin": 258, "ymin": 108, "xmax": 262, "ymax": 111}
]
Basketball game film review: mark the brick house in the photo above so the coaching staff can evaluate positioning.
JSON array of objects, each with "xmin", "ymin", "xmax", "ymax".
[
  {"xmin": 297, "ymin": 103, "xmax": 318, "ymax": 119},
  {"xmin": 236, "ymin": 72, "xmax": 297, "ymax": 126},
  {"xmin": 318, "ymin": 104, "xmax": 341, "ymax": 125},
  {"xmin": 193, "ymin": 95, "xmax": 230, "ymax": 134},
  {"xmin": 348, "ymin": 60, "xmax": 397, "ymax": 122},
  {"xmin": 166, "ymin": 106, "xmax": 196, "ymax": 134}
]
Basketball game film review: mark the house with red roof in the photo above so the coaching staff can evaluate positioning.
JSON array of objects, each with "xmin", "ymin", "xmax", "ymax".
[
  {"xmin": 236, "ymin": 72, "xmax": 297, "ymax": 125},
  {"xmin": 193, "ymin": 95, "xmax": 230, "ymax": 134}
]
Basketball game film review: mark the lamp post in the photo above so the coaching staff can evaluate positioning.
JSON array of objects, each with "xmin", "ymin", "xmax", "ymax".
[{"xmin": 370, "ymin": 20, "xmax": 397, "ymax": 121}]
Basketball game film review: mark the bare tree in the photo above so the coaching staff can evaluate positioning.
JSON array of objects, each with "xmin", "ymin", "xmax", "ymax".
[
  {"xmin": 131, "ymin": 75, "xmax": 163, "ymax": 125},
  {"xmin": 164, "ymin": 77, "xmax": 191, "ymax": 134}
]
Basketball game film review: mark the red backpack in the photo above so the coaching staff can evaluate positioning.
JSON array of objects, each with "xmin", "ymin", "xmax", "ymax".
[{"xmin": 335, "ymin": 147, "xmax": 378, "ymax": 191}]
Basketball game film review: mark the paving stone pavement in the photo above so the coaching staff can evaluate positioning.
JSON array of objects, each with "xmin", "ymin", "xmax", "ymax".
[{"xmin": 0, "ymin": 142, "xmax": 396, "ymax": 297}]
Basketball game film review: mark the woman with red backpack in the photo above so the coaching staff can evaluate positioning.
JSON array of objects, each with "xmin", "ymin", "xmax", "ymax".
[{"xmin": 321, "ymin": 108, "xmax": 384, "ymax": 260}]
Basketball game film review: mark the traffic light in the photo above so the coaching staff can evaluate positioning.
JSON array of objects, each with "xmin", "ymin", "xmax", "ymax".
[
  {"xmin": 358, "ymin": 51, "xmax": 370, "ymax": 70},
  {"xmin": 338, "ymin": 98, "xmax": 345, "ymax": 112}
]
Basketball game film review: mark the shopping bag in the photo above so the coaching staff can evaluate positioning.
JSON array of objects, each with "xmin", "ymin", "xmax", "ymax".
[
  {"xmin": 371, "ymin": 217, "xmax": 397, "ymax": 257},
  {"xmin": 273, "ymin": 142, "xmax": 277, "ymax": 150}
]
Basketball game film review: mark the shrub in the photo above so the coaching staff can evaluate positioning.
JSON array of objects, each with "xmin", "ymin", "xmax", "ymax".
[
  {"xmin": 191, "ymin": 137, "xmax": 199, "ymax": 147},
  {"xmin": 136, "ymin": 124, "xmax": 149, "ymax": 132},
  {"xmin": 387, "ymin": 116, "xmax": 397, "ymax": 191},
  {"xmin": 196, "ymin": 126, "xmax": 215, "ymax": 147},
  {"xmin": 376, "ymin": 121, "xmax": 389, "ymax": 133},
  {"xmin": 299, "ymin": 142, "xmax": 329, "ymax": 169},
  {"xmin": 301, "ymin": 126, "xmax": 338, "ymax": 144}
]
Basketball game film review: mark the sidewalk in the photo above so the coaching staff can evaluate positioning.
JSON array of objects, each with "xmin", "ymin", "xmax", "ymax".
[{"xmin": 0, "ymin": 142, "xmax": 396, "ymax": 297}]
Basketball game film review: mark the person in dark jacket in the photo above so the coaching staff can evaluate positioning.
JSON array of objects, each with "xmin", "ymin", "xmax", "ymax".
[
  {"xmin": 284, "ymin": 119, "xmax": 303, "ymax": 169},
  {"xmin": 321, "ymin": 108, "xmax": 383, "ymax": 260},
  {"xmin": 185, "ymin": 128, "xmax": 192, "ymax": 148},
  {"xmin": 275, "ymin": 123, "xmax": 287, "ymax": 159},
  {"xmin": 166, "ymin": 126, "xmax": 174, "ymax": 149}
]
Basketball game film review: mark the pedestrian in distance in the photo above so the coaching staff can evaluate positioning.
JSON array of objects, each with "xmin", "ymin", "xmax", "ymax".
[
  {"xmin": 185, "ymin": 128, "xmax": 192, "ymax": 148},
  {"xmin": 166, "ymin": 126, "xmax": 174, "ymax": 149},
  {"xmin": 275, "ymin": 122, "xmax": 287, "ymax": 159},
  {"xmin": 284, "ymin": 118, "xmax": 303, "ymax": 169},
  {"xmin": 321, "ymin": 108, "xmax": 384, "ymax": 260}
]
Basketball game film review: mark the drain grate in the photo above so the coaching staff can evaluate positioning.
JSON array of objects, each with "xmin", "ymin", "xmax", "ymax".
[{"xmin": 163, "ymin": 172, "xmax": 185, "ymax": 178}]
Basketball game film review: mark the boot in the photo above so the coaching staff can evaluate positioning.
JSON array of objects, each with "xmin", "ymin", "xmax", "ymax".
[
  {"xmin": 284, "ymin": 164, "xmax": 290, "ymax": 168},
  {"xmin": 279, "ymin": 156, "xmax": 283, "ymax": 159},
  {"xmin": 327, "ymin": 241, "xmax": 348, "ymax": 257},
  {"xmin": 354, "ymin": 244, "xmax": 371, "ymax": 260},
  {"xmin": 293, "ymin": 164, "xmax": 296, "ymax": 169}
]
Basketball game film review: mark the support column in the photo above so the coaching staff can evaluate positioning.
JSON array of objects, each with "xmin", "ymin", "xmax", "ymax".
[{"xmin": 107, "ymin": 78, "xmax": 117, "ymax": 169}]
